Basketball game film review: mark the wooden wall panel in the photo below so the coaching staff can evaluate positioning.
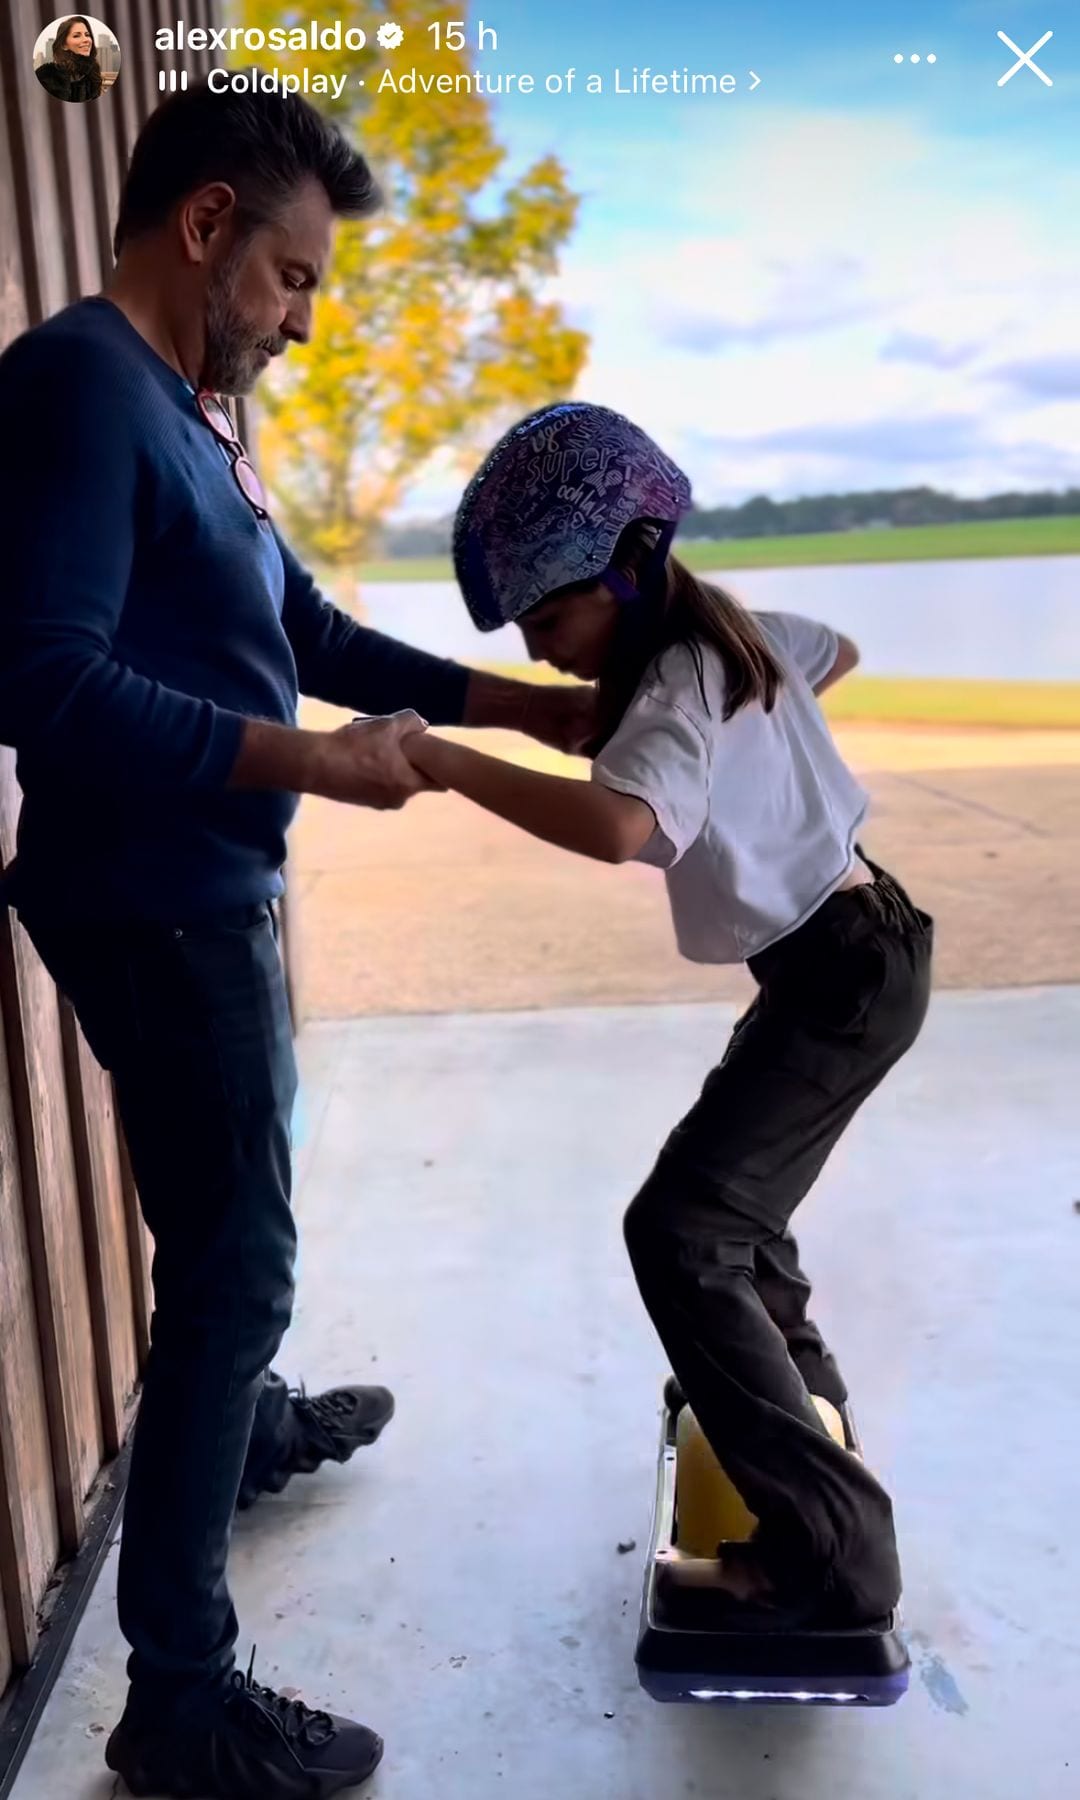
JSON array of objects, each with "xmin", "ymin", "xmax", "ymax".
[
  {"xmin": 0, "ymin": 0, "xmax": 70, "ymax": 322},
  {"xmin": 0, "ymin": 912, "xmax": 59, "ymax": 1664},
  {"xmin": 0, "ymin": 39, "xmax": 30, "ymax": 350},
  {"xmin": 59, "ymin": 1014, "xmax": 139, "ymax": 1458},
  {"xmin": 35, "ymin": 3, "xmax": 102, "ymax": 300},
  {"xmin": 84, "ymin": 79, "xmax": 124, "ymax": 280},
  {"xmin": 0, "ymin": 911, "xmax": 104, "ymax": 1549},
  {"xmin": 176, "ymin": 0, "xmax": 198, "ymax": 85},
  {"xmin": 104, "ymin": 0, "xmax": 143, "ymax": 158},
  {"xmin": 0, "ymin": 1592, "xmax": 10, "ymax": 1706},
  {"xmin": 116, "ymin": 0, "xmax": 155, "ymax": 130},
  {"xmin": 148, "ymin": 0, "xmax": 175, "ymax": 88},
  {"xmin": 44, "ymin": 90, "xmax": 104, "ymax": 301},
  {"xmin": 0, "ymin": 1374, "xmax": 38, "ymax": 1675}
]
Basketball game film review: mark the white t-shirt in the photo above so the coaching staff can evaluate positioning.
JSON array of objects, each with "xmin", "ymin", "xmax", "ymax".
[{"xmin": 591, "ymin": 612, "xmax": 869, "ymax": 965}]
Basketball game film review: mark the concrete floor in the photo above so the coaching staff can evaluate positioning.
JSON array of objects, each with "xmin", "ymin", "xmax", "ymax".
[{"xmin": 11, "ymin": 989, "xmax": 1080, "ymax": 1800}]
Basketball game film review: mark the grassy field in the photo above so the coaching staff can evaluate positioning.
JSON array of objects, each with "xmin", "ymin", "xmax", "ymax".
[
  {"xmin": 358, "ymin": 515, "xmax": 1080, "ymax": 583},
  {"xmin": 473, "ymin": 662, "xmax": 1080, "ymax": 730},
  {"xmin": 821, "ymin": 676, "xmax": 1080, "ymax": 728}
]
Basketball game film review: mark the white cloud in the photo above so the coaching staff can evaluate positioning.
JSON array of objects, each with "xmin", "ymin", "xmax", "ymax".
[
  {"xmin": 392, "ymin": 107, "xmax": 1080, "ymax": 515},
  {"xmin": 548, "ymin": 110, "xmax": 1080, "ymax": 502}
]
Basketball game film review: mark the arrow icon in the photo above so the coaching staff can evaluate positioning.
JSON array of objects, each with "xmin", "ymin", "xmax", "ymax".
[{"xmin": 749, "ymin": 70, "xmax": 761, "ymax": 90}]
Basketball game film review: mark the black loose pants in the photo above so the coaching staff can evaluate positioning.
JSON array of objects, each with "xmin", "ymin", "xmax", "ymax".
[{"xmin": 624, "ymin": 861, "xmax": 933, "ymax": 1620}]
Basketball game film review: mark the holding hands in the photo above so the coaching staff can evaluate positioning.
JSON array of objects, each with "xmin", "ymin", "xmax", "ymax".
[
  {"xmin": 317, "ymin": 711, "xmax": 445, "ymax": 810},
  {"xmin": 307, "ymin": 679, "xmax": 601, "ymax": 814}
]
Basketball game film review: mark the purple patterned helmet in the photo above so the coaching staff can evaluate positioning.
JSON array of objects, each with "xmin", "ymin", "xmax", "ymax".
[{"xmin": 453, "ymin": 402, "xmax": 693, "ymax": 632}]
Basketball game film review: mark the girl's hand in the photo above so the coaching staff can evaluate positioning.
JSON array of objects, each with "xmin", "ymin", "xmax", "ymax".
[{"xmin": 400, "ymin": 724, "xmax": 449, "ymax": 792}]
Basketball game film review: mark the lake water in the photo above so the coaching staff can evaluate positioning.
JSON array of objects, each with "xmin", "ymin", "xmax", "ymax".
[{"xmin": 355, "ymin": 555, "xmax": 1079, "ymax": 681}]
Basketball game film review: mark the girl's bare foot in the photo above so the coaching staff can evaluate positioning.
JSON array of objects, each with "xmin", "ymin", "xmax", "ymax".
[
  {"xmin": 713, "ymin": 1545, "xmax": 778, "ymax": 1603},
  {"xmin": 656, "ymin": 1540, "xmax": 783, "ymax": 1600}
]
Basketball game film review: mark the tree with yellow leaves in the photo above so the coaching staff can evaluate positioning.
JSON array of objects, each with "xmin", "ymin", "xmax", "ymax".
[{"xmin": 237, "ymin": 1, "xmax": 588, "ymax": 569}]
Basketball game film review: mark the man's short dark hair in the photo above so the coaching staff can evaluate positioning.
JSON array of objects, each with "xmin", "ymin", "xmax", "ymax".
[{"xmin": 114, "ymin": 76, "xmax": 381, "ymax": 257}]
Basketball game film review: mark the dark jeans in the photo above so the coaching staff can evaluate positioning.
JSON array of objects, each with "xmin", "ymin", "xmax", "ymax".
[
  {"xmin": 19, "ymin": 900, "xmax": 300, "ymax": 1720},
  {"xmin": 624, "ymin": 860, "xmax": 933, "ymax": 1619}
]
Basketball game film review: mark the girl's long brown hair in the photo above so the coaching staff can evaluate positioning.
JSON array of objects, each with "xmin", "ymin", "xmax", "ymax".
[
  {"xmin": 52, "ymin": 17, "xmax": 103, "ymax": 94},
  {"xmin": 593, "ymin": 519, "xmax": 784, "ymax": 746}
]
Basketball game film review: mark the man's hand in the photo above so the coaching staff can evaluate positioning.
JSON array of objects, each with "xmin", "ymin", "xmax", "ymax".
[
  {"xmin": 318, "ymin": 711, "xmax": 444, "ymax": 809},
  {"xmin": 520, "ymin": 684, "xmax": 603, "ymax": 757},
  {"xmin": 230, "ymin": 712, "xmax": 446, "ymax": 806}
]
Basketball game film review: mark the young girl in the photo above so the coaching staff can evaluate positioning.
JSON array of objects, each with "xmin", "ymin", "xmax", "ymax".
[{"xmin": 403, "ymin": 402, "xmax": 933, "ymax": 1631}]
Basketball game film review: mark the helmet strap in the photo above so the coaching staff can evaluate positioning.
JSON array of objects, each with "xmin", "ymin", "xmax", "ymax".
[
  {"xmin": 603, "ymin": 567, "xmax": 642, "ymax": 606},
  {"xmin": 601, "ymin": 520, "xmax": 676, "ymax": 610}
]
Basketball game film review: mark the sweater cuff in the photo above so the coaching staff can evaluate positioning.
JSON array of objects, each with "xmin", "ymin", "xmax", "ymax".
[
  {"xmin": 421, "ymin": 659, "xmax": 471, "ymax": 728},
  {"xmin": 200, "ymin": 707, "xmax": 249, "ymax": 790}
]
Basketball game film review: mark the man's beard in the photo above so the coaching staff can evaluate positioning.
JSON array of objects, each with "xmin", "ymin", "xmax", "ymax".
[{"xmin": 203, "ymin": 256, "xmax": 285, "ymax": 396}]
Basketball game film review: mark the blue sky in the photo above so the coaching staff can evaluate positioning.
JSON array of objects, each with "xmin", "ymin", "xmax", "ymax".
[{"xmin": 396, "ymin": 0, "xmax": 1079, "ymax": 514}]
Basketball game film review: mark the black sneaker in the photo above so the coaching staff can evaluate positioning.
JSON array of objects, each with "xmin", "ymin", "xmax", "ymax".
[
  {"xmin": 105, "ymin": 1651, "xmax": 383, "ymax": 1798},
  {"xmin": 237, "ymin": 1384, "xmax": 395, "ymax": 1511}
]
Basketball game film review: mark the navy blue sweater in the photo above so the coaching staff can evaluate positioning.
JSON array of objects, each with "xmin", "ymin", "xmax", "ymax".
[{"xmin": 0, "ymin": 298, "xmax": 470, "ymax": 923}]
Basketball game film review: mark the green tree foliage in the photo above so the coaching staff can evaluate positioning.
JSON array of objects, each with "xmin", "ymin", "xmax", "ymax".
[{"xmin": 238, "ymin": 1, "xmax": 588, "ymax": 566}]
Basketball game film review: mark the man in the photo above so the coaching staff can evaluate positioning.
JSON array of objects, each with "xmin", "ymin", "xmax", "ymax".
[{"xmin": 0, "ymin": 79, "xmax": 596, "ymax": 1800}]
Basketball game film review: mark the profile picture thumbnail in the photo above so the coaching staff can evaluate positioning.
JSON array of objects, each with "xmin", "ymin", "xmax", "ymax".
[{"xmin": 34, "ymin": 14, "xmax": 121, "ymax": 104}]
